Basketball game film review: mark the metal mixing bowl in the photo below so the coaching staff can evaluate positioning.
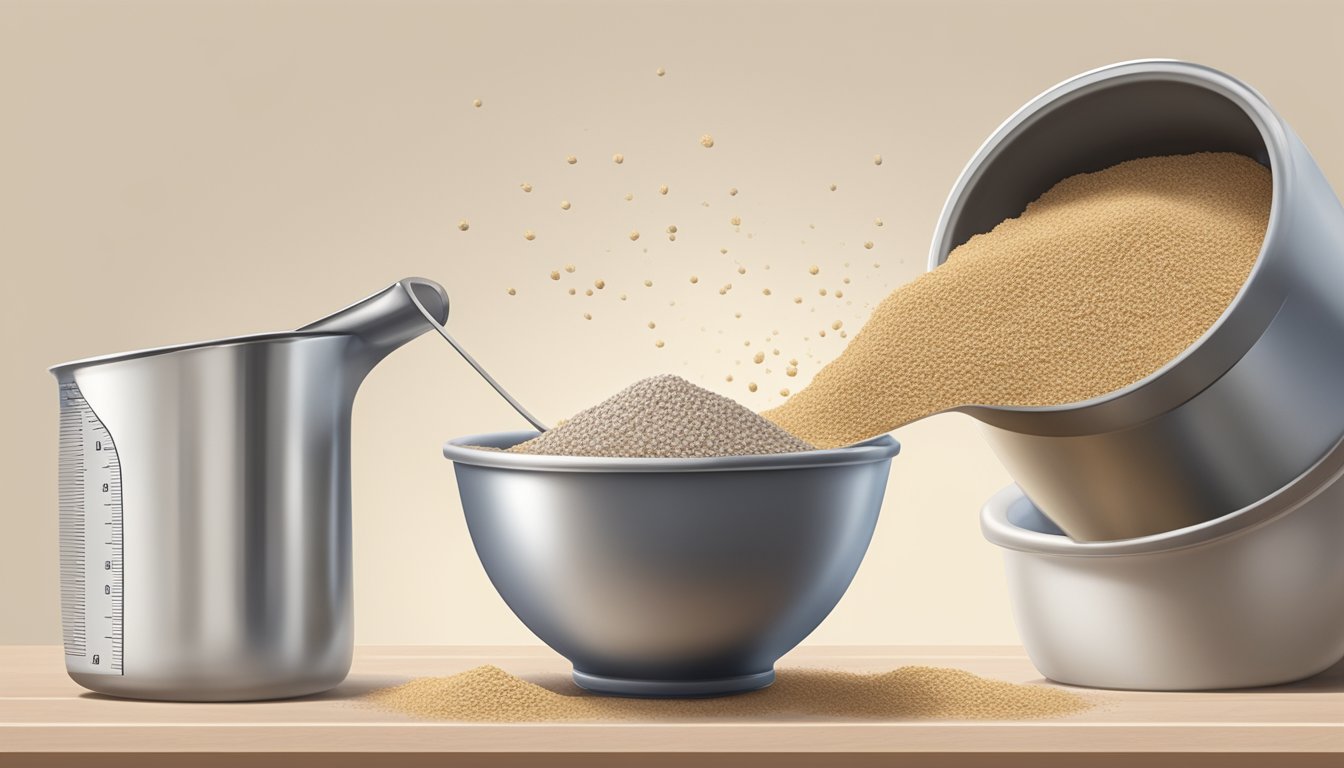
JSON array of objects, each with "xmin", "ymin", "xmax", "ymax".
[
  {"xmin": 981, "ymin": 433, "xmax": 1344, "ymax": 690},
  {"xmin": 442, "ymin": 431, "xmax": 900, "ymax": 697}
]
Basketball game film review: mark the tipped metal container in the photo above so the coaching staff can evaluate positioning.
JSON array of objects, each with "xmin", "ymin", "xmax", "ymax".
[
  {"xmin": 443, "ymin": 432, "xmax": 900, "ymax": 697},
  {"xmin": 981, "ymin": 431, "xmax": 1344, "ymax": 691},
  {"xmin": 930, "ymin": 60, "xmax": 1344, "ymax": 541}
]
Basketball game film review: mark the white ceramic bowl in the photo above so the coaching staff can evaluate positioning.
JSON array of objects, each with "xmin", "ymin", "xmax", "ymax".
[{"xmin": 981, "ymin": 436, "xmax": 1344, "ymax": 690}]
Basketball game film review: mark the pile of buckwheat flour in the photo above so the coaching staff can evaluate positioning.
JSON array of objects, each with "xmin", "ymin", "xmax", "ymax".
[
  {"xmin": 507, "ymin": 374, "xmax": 813, "ymax": 458},
  {"xmin": 365, "ymin": 664, "xmax": 1092, "ymax": 722}
]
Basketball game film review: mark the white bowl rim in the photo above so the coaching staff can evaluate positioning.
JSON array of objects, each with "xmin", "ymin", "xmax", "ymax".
[{"xmin": 442, "ymin": 430, "xmax": 900, "ymax": 473}]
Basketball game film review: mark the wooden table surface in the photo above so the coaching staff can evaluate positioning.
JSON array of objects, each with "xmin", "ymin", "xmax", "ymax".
[{"xmin": 2, "ymin": 645, "xmax": 1341, "ymax": 767}]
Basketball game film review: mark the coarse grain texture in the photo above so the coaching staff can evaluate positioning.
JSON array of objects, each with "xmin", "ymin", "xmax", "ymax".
[
  {"xmin": 365, "ymin": 665, "xmax": 1092, "ymax": 722},
  {"xmin": 508, "ymin": 375, "xmax": 813, "ymax": 458},
  {"xmin": 764, "ymin": 154, "xmax": 1271, "ymax": 448}
]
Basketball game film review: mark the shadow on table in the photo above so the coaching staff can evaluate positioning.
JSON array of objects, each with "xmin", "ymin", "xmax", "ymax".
[
  {"xmin": 1027, "ymin": 653, "xmax": 1344, "ymax": 694},
  {"xmin": 76, "ymin": 675, "xmax": 407, "ymax": 704}
]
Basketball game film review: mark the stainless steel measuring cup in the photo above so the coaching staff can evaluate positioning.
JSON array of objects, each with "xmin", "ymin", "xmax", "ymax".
[
  {"xmin": 49, "ymin": 277, "xmax": 447, "ymax": 700},
  {"xmin": 929, "ymin": 60, "xmax": 1344, "ymax": 541}
]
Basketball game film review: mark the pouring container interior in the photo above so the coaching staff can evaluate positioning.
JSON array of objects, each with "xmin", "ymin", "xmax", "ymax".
[
  {"xmin": 931, "ymin": 60, "xmax": 1344, "ymax": 542},
  {"xmin": 443, "ymin": 431, "xmax": 900, "ymax": 697}
]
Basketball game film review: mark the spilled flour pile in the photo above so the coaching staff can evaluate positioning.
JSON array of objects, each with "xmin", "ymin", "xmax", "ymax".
[
  {"xmin": 366, "ymin": 665, "xmax": 1092, "ymax": 721},
  {"xmin": 508, "ymin": 374, "xmax": 813, "ymax": 457},
  {"xmin": 766, "ymin": 153, "xmax": 1271, "ymax": 448}
]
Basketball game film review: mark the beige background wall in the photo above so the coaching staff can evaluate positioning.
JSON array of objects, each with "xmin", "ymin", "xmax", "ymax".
[{"xmin": 3, "ymin": 0, "xmax": 1342, "ymax": 646}]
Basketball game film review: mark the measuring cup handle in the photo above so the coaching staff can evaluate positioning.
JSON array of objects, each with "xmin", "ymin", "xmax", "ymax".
[{"xmin": 297, "ymin": 277, "xmax": 449, "ymax": 364}]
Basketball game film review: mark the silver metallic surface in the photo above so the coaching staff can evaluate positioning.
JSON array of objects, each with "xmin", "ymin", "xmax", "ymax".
[
  {"xmin": 50, "ymin": 277, "xmax": 448, "ymax": 701},
  {"xmin": 929, "ymin": 60, "xmax": 1344, "ymax": 541},
  {"xmin": 981, "ymin": 432, "xmax": 1344, "ymax": 690},
  {"xmin": 443, "ymin": 431, "xmax": 900, "ymax": 697}
]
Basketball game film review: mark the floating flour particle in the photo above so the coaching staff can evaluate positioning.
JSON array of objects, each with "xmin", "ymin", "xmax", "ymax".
[
  {"xmin": 585, "ymin": 289, "xmax": 593, "ymax": 296},
  {"xmin": 565, "ymin": 264, "xmax": 576, "ymax": 273},
  {"xmin": 721, "ymin": 248, "xmax": 729, "ymax": 255},
  {"xmin": 660, "ymin": 184, "xmax": 669, "ymax": 195},
  {"xmin": 629, "ymin": 230, "xmax": 640, "ymax": 241},
  {"xmin": 655, "ymin": 339, "xmax": 665, "ymax": 348},
  {"xmin": 583, "ymin": 312, "xmax": 592, "ymax": 320},
  {"xmin": 874, "ymin": 154, "xmax": 883, "ymax": 166},
  {"xmin": 472, "ymin": 98, "xmax": 482, "ymax": 108},
  {"xmin": 726, "ymin": 374, "xmax": 734, "ymax": 382},
  {"xmin": 669, "ymin": 234, "xmax": 677, "ymax": 242},
  {"xmin": 762, "ymin": 288, "xmax": 772, "ymax": 296},
  {"xmin": 753, "ymin": 352, "xmax": 765, "ymax": 364},
  {"xmin": 568, "ymin": 288, "xmax": 576, "ymax": 295},
  {"xmin": 832, "ymin": 320, "xmax": 843, "ymax": 330},
  {"xmin": 690, "ymin": 275, "xmax": 699, "ymax": 284},
  {"xmin": 835, "ymin": 290, "xmax": 844, "ymax": 298},
  {"xmin": 566, "ymin": 155, "xmax": 578, "ymax": 164},
  {"xmin": 730, "ymin": 216, "xmax": 741, "ymax": 226},
  {"xmin": 524, "ymin": 230, "xmax": 536, "ymax": 241},
  {"xmin": 700, "ymin": 134, "xmax": 715, "ymax": 148},
  {"xmin": 619, "ymin": 293, "xmax": 627, "ymax": 300},
  {"xmin": 729, "ymin": 187, "xmax": 738, "ymax": 196},
  {"xmin": 613, "ymin": 153, "xmax": 624, "ymax": 164},
  {"xmin": 506, "ymin": 288, "xmax": 516, "ymax": 296},
  {"xmin": 864, "ymin": 241, "xmax": 874, "ymax": 250},
  {"xmin": 625, "ymin": 193, "xmax": 634, "ymax": 201},
  {"xmin": 648, "ymin": 321, "xmax": 656, "ymax": 329},
  {"xmin": 748, "ymin": 382, "xmax": 758, "ymax": 392},
  {"xmin": 521, "ymin": 183, "xmax": 533, "ymax": 192},
  {"xmin": 457, "ymin": 219, "xmax": 469, "ymax": 231},
  {"xmin": 808, "ymin": 265, "xmax": 820, "ymax": 275},
  {"xmin": 667, "ymin": 225, "xmax": 678, "ymax": 234},
  {"xmin": 843, "ymin": 277, "xmax": 851, "ymax": 284},
  {"xmin": 875, "ymin": 218, "xmax": 884, "ymax": 227},
  {"xmin": 819, "ymin": 288, "xmax": 828, "ymax": 296},
  {"xmin": 780, "ymin": 388, "xmax": 791, "ymax": 396},
  {"xmin": 561, "ymin": 200, "xmax": 571, "ymax": 210},
  {"xmin": 644, "ymin": 279, "xmax": 653, "ymax": 287},
  {"xmin": 737, "ymin": 266, "xmax": 746, "ymax": 275},
  {"xmin": 786, "ymin": 367, "xmax": 798, "ymax": 377},
  {"xmin": 656, "ymin": 66, "xmax": 666, "ymax": 77},
  {"xmin": 829, "ymin": 183, "xmax": 837, "ymax": 191},
  {"xmin": 819, "ymin": 329, "xmax": 827, "ymax": 337},
  {"xmin": 793, "ymin": 296, "xmax": 803, "ymax": 304},
  {"xmin": 594, "ymin": 279, "xmax": 606, "ymax": 289},
  {"xmin": 550, "ymin": 271, "xmax": 561, "ymax": 281}
]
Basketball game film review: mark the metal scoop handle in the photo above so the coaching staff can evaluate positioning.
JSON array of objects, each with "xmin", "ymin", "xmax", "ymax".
[{"xmin": 404, "ymin": 289, "xmax": 548, "ymax": 433}]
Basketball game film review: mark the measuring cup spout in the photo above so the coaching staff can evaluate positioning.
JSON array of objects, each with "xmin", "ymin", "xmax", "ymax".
[{"xmin": 297, "ymin": 277, "xmax": 449, "ymax": 374}]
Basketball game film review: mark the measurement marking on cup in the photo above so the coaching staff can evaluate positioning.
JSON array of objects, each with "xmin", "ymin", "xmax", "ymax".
[{"xmin": 58, "ymin": 382, "xmax": 123, "ymax": 675}]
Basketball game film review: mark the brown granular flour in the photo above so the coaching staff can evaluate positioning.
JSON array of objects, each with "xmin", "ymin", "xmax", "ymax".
[
  {"xmin": 509, "ymin": 374, "xmax": 814, "ymax": 457},
  {"xmin": 765, "ymin": 153, "xmax": 1271, "ymax": 448},
  {"xmin": 365, "ymin": 665, "xmax": 1092, "ymax": 721}
]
